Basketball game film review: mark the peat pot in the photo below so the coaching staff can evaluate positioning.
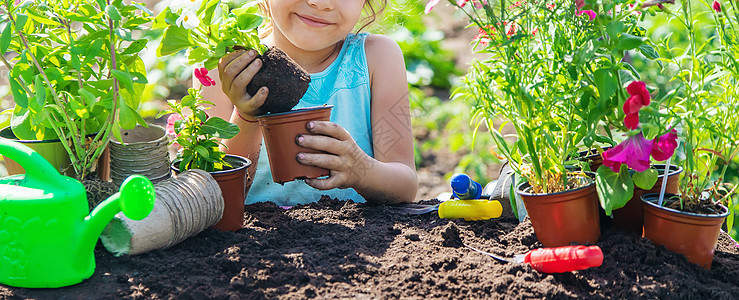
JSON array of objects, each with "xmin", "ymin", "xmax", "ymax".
[
  {"xmin": 612, "ymin": 164, "xmax": 683, "ymax": 235},
  {"xmin": 516, "ymin": 175, "xmax": 601, "ymax": 247},
  {"xmin": 109, "ymin": 124, "xmax": 171, "ymax": 186},
  {"xmin": 642, "ymin": 193, "xmax": 729, "ymax": 270},
  {"xmin": 0, "ymin": 126, "xmax": 109, "ymax": 179},
  {"xmin": 171, "ymin": 154, "xmax": 251, "ymax": 232},
  {"xmin": 257, "ymin": 105, "xmax": 332, "ymax": 183}
]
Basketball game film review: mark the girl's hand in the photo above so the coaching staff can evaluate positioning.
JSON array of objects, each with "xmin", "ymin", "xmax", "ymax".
[
  {"xmin": 296, "ymin": 121, "xmax": 373, "ymax": 190},
  {"xmin": 218, "ymin": 49, "xmax": 269, "ymax": 119}
]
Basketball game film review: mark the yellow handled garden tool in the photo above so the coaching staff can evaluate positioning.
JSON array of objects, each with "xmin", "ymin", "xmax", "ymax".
[{"xmin": 396, "ymin": 199, "xmax": 503, "ymax": 221}]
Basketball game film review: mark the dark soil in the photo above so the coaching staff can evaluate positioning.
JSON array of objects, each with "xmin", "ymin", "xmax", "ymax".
[
  {"xmin": 3, "ymin": 197, "xmax": 738, "ymax": 299},
  {"xmin": 246, "ymin": 46, "xmax": 311, "ymax": 115}
]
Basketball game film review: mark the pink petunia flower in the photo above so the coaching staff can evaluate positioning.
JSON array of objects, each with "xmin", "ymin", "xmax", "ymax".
[
  {"xmin": 194, "ymin": 67, "xmax": 216, "ymax": 87},
  {"xmin": 651, "ymin": 129, "xmax": 678, "ymax": 161},
  {"xmin": 713, "ymin": 1, "xmax": 721, "ymax": 13},
  {"xmin": 623, "ymin": 81, "xmax": 651, "ymax": 129},
  {"xmin": 576, "ymin": 9, "xmax": 597, "ymax": 21},
  {"xmin": 166, "ymin": 114, "xmax": 183, "ymax": 137},
  {"xmin": 425, "ymin": 0, "xmax": 440, "ymax": 14},
  {"xmin": 602, "ymin": 133, "xmax": 654, "ymax": 173}
]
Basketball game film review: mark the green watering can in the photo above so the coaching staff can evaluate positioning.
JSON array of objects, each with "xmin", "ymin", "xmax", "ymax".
[{"xmin": 0, "ymin": 139, "xmax": 155, "ymax": 288}]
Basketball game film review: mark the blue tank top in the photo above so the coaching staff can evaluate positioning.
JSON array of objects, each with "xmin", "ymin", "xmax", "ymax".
[{"xmin": 246, "ymin": 33, "xmax": 373, "ymax": 206}]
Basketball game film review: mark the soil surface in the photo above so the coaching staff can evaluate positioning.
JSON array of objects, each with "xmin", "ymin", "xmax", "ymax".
[
  {"xmin": 2, "ymin": 197, "xmax": 738, "ymax": 299},
  {"xmin": 247, "ymin": 46, "xmax": 311, "ymax": 115}
]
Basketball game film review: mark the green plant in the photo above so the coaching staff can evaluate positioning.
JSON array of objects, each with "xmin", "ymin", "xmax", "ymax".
[
  {"xmin": 0, "ymin": 0, "xmax": 152, "ymax": 179},
  {"xmin": 159, "ymin": 88, "xmax": 239, "ymax": 172},
  {"xmin": 432, "ymin": 0, "xmax": 656, "ymax": 194},
  {"xmin": 153, "ymin": 0, "xmax": 266, "ymax": 70}
]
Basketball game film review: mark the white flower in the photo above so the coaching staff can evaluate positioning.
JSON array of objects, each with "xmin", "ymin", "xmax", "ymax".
[
  {"xmin": 176, "ymin": 9, "xmax": 200, "ymax": 29},
  {"xmin": 170, "ymin": 0, "xmax": 203, "ymax": 13}
]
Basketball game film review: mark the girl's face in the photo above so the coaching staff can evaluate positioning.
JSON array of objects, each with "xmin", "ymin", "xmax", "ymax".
[{"xmin": 268, "ymin": 0, "xmax": 365, "ymax": 51}]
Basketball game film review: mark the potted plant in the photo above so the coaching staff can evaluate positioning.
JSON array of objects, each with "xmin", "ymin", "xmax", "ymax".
[
  {"xmin": 163, "ymin": 87, "xmax": 249, "ymax": 232},
  {"xmin": 430, "ymin": 0, "xmax": 620, "ymax": 247},
  {"xmin": 0, "ymin": 0, "xmax": 152, "ymax": 180},
  {"xmin": 153, "ymin": 0, "xmax": 324, "ymax": 183},
  {"xmin": 634, "ymin": 0, "xmax": 738, "ymax": 269}
]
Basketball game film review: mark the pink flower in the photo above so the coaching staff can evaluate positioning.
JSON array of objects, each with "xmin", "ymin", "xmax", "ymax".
[
  {"xmin": 425, "ymin": 0, "xmax": 440, "ymax": 13},
  {"xmin": 651, "ymin": 129, "xmax": 678, "ymax": 161},
  {"xmin": 713, "ymin": 1, "xmax": 721, "ymax": 13},
  {"xmin": 576, "ymin": 0, "xmax": 584, "ymax": 10},
  {"xmin": 457, "ymin": 0, "xmax": 486, "ymax": 8},
  {"xmin": 623, "ymin": 81, "xmax": 651, "ymax": 129},
  {"xmin": 166, "ymin": 114, "xmax": 183, "ymax": 137},
  {"xmin": 194, "ymin": 67, "xmax": 216, "ymax": 87},
  {"xmin": 603, "ymin": 133, "xmax": 654, "ymax": 173},
  {"xmin": 576, "ymin": 9, "xmax": 597, "ymax": 21}
]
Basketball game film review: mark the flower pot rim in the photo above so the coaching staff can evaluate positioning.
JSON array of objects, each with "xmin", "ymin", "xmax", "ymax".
[
  {"xmin": 108, "ymin": 124, "xmax": 167, "ymax": 147},
  {"xmin": 516, "ymin": 172, "xmax": 595, "ymax": 197},
  {"xmin": 650, "ymin": 164, "xmax": 683, "ymax": 177},
  {"xmin": 171, "ymin": 154, "xmax": 252, "ymax": 175},
  {"xmin": 641, "ymin": 192, "xmax": 730, "ymax": 218},
  {"xmin": 1, "ymin": 126, "xmax": 97, "ymax": 144},
  {"xmin": 256, "ymin": 105, "xmax": 333, "ymax": 119}
]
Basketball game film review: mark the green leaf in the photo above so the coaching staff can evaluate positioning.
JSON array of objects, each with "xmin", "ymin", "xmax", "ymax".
[
  {"xmin": 157, "ymin": 26, "xmax": 194, "ymax": 56},
  {"xmin": 117, "ymin": 101, "xmax": 138, "ymax": 129},
  {"xmin": 237, "ymin": 14, "xmax": 263, "ymax": 31},
  {"xmin": 622, "ymin": 62, "xmax": 640, "ymax": 80},
  {"xmin": 616, "ymin": 34, "xmax": 646, "ymax": 51},
  {"xmin": 193, "ymin": 145, "xmax": 210, "ymax": 159},
  {"xmin": 15, "ymin": 13, "xmax": 28, "ymax": 29},
  {"xmin": 9, "ymin": 77, "xmax": 28, "ymax": 109},
  {"xmin": 202, "ymin": 117, "xmax": 240, "ymax": 139},
  {"xmin": 594, "ymin": 68, "xmax": 616, "ymax": 108},
  {"xmin": 606, "ymin": 21, "xmax": 624, "ymax": 44},
  {"xmin": 181, "ymin": 95, "xmax": 195, "ymax": 107},
  {"xmin": 111, "ymin": 69, "xmax": 134, "ymax": 91},
  {"xmin": 633, "ymin": 168, "xmax": 658, "ymax": 190},
  {"xmin": 121, "ymin": 39, "xmax": 148, "ymax": 55},
  {"xmin": 595, "ymin": 165, "xmax": 634, "ymax": 216},
  {"xmin": 33, "ymin": 75, "xmax": 46, "ymax": 109},
  {"xmin": 0, "ymin": 21, "xmax": 12, "ymax": 54},
  {"xmin": 70, "ymin": 99, "xmax": 90, "ymax": 118},
  {"xmin": 79, "ymin": 88, "xmax": 97, "ymax": 109}
]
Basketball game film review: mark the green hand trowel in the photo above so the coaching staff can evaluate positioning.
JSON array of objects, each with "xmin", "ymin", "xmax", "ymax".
[{"xmin": 0, "ymin": 139, "xmax": 156, "ymax": 288}]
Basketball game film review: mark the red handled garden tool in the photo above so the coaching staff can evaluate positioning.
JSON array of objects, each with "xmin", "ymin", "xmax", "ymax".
[{"xmin": 463, "ymin": 244, "xmax": 604, "ymax": 273}]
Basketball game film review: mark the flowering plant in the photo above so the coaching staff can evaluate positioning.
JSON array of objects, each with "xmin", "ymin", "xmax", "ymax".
[
  {"xmin": 159, "ymin": 88, "xmax": 239, "ymax": 172},
  {"xmin": 153, "ymin": 0, "xmax": 266, "ymax": 70},
  {"xmin": 601, "ymin": 0, "xmax": 738, "ymax": 218},
  {"xmin": 429, "ymin": 0, "xmax": 658, "ymax": 194},
  {"xmin": 0, "ymin": 0, "xmax": 152, "ymax": 179}
]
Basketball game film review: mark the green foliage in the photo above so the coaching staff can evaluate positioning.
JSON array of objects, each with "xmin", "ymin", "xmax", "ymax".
[
  {"xmin": 0, "ymin": 0, "xmax": 152, "ymax": 179},
  {"xmin": 158, "ymin": 88, "xmax": 239, "ymax": 172},
  {"xmin": 153, "ymin": 0, "xmax": 266, "ymax": 70}
]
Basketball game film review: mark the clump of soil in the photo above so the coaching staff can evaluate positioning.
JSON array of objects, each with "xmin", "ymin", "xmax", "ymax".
[
  {"xmin": 2, "ymin": 197, "xmax": 738, "ymax": 299},
  {"xmin": 246, "ymin": 46, "xmax": 311, "ymax": 115}
]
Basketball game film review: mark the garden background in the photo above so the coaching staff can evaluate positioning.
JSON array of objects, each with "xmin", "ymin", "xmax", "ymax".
[{"xmin": 0, "ymin": 0, "xmax": 737, "ymax": 239}]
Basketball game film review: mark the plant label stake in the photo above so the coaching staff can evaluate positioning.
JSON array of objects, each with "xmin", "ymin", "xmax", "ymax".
[
  {"xmin": 658, "ymin": 158, "xmax": 671, "ymax": 206},
  {"xmin": 464, "ymin": 244, "xmax": 604, "ymax": 273},
  {"xmin": 0, "ymin": 140, "xmax": 155, "ymax": 288}
]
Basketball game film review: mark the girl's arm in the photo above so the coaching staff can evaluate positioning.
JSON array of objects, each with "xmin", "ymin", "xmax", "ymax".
[
  {"xmin": 299, "ymin": 35, "xmax": 418, "ymax": 204},
  {"xmin": 209, "ymin": 50, "xmax": 269, "ymax": 177}
]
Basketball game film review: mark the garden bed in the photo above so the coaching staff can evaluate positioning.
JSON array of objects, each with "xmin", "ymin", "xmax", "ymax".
[{"xmin": 2, "ymin": 197, "xmax": 738, "ymax": 299}]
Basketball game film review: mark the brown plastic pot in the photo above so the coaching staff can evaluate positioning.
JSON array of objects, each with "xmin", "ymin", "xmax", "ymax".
[
  {"xmin": 642, "ymin": 193, "xmax": 729, "ymax": 269},
  {"xmin": 171, "ymin": 154, "xmax": 252, "ymax": 232},
  {"xmin": 257, "ymin": 106, "xmax": 332, "ymax": 183},
  {"xmin": 612, "ymin": 164, "xmax": 682, "ymax": 235},
  {"xmin": 516, "ymin": 175, "xmax": 601, "ymax": 247}
]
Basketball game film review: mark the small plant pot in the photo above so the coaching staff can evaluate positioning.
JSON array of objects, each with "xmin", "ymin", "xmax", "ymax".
[
  {"xmin": 516, "ymin": 175, "xmax": 601, "ymax": 247},
  {"xmin": 612, "ymin": 164, "xmax": 683, "ymax": 235},
  {"xmin": 109, "ymin": 124, "xmax": 171, "ymax": 186},
  {"xmin": 257, "ymin": 106, "xmax": 332, "ymax": 183},
  {"xmin": 1, "ymin": 126, "xmax": 108, "ymax": 178},
  {"xmin": 171, "ymin": 154, "xmax": 251, "ymax": 232},
  {"xmin": 641, "ymin": 193, "xmax": 729, "ymax": 269}
]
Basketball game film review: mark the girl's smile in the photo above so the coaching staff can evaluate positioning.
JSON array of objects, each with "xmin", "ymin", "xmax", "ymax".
[{"xmin": 295, "ymin": 13, "xmax": 334, "ymax": 28}]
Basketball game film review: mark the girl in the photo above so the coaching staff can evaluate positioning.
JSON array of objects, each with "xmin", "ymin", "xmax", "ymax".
[{"xmin": 204, "ymin": 0, "xmax": 417, "ymax": 205}]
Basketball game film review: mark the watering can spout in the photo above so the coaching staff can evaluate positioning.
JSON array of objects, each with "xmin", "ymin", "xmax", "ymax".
[{"xmin": 78, "ymin": 175, "xmax": 155, "ymax": 256}]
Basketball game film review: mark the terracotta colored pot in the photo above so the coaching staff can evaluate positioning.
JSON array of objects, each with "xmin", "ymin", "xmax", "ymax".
[
  {"xmin": 1, "ymin": 126, "xmax": 109, "ymax": 179},
  {"xmin": 257, "ymin": 106, "xmax": 332, "ymax": 183},
  {"xmin": 642, "ymin": 193, "xmax": 729, "ymax": 269},
  {"xmin": 612, "ymin": 164, "xmax": 683, "ymax": 235},
  {"xmin": 574, "ymin": 146, "xmax": 612, "ymax": 171},
  {"xmin": 171, "ymin": 154, "xmax": 252, "ymax": 232},
  {"xmin": 516, "ymin": 175, "xmax": 601, "ymax": 247}
]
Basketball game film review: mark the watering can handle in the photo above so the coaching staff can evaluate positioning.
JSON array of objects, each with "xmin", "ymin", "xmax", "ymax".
[{"xmin": 0, "ymin": 139, "xmax": 62, "ymax": 181}]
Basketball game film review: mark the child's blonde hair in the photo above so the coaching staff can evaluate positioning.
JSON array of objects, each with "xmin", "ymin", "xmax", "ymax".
[{"xmin": 257, "ymin": 0, "xmax": 387, "ymax": 39}]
